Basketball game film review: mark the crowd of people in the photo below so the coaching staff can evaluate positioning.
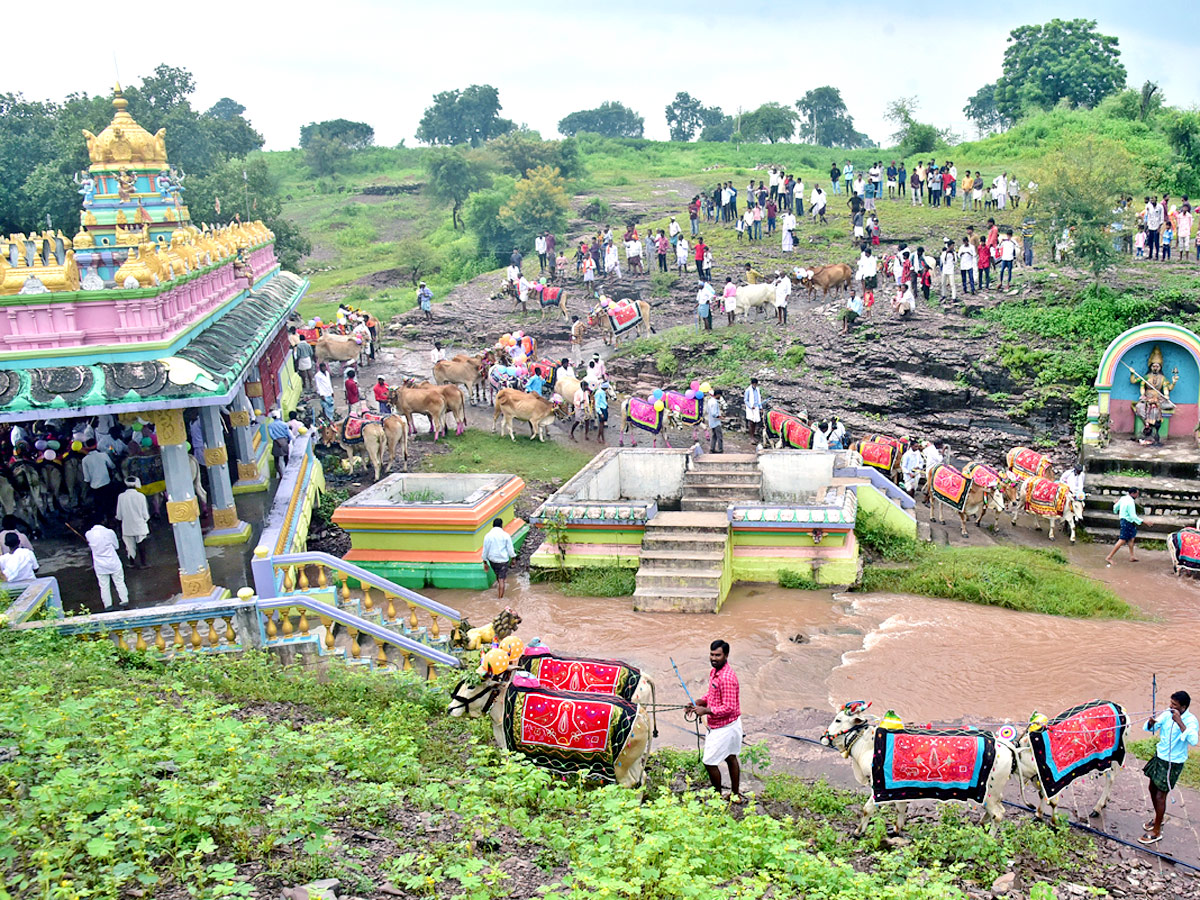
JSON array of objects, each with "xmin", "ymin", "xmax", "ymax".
[{"xmin": 1131, "ymin": 194, "xmax": 1197, "ymax": 261}]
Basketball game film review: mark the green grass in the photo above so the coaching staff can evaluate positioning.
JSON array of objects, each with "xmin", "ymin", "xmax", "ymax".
[
  {"xmin": 533, "ymin": 566, "xmax": 636, "ymax": 597},
  {"xmin": 778, "ymin": 569, "xmax": 821, "ymax": 590},
  {"xmin": 860, "ymin": 545, "xmax": 1136, "ymax": 619},
  {"xmin": 417, "ymin": 430, "xmax": 592, "ymax": 484},
  {"xmin": 854, "ymin": 511, "xmax": 927, "ymax": 563},
  {"xmin": 615, "ymin": 324, "xmax": 777, "ymax": 387},
  {"xmin": 1110, "ymin": 468, "xmax": 1153, "ymax": 479},
  {"xmin": 1129, "ymin": 739, "xmax": 1200, "ymax": 790}
]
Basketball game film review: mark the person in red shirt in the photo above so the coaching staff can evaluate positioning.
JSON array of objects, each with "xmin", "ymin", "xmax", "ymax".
[
  {"xmin": 693, "ymin": 237, "xmax": 707, "ymax": 279},
  {"xmin": 374, "ymin": 376, "xmax": 391, "ymax": 415},
  {"xmin": 344, "ymin": 369, "xmax": 364, "ymax": 415},
  {"xmin": 977, "ymin": 240, "xmax": 993, "ymax": 291},
  {"xmin": 986, "ymin": 217, "xmax": 1000, "ymax": 249},
  {"xmin": 687, "ymin": 639, "xmax": 744, "ymax": 801}
]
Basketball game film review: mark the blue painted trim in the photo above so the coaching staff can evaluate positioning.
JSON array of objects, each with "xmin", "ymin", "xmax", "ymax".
[
  {"xmin": 2, "ymin": 577, "xmax": 63, "ymax": 623},
  {"xmin": 836, "ymin": 466, "xmax": 916, "ymax": 510}
]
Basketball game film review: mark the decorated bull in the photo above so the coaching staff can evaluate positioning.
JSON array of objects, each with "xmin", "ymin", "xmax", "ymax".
[
  {"xmin": 588, "ymin": 296, "xmax": 652, "ymax": 348},
  {"xmin": 664, "ymin": 390, "xmax": 703, "ymax": 443},
  {"xmin": 448, "ymin": 668, "xmax": 653, "ymax": 788},
  {"xmin": 926, "ymin": 463, "xmax": 1008, "ymax": 537},
  {"xmin": 518, "ymin": 649, "xmax": 658, "ymax": 738},
  {"xmin": 1013, "ymin": 700, "xmax": 1127, "ymax": 820},
  {"xmin": 822, "ymin": 702, "xmax": 1017, "ymax": 835},
  {"xmin": 1169, "ymin": 527, "xmax": 1200, "ymax": 576},
  {"xmin": 521, "ymin": 281, "xmax": 569, "ymax": 322},
  {"xmin": 619, "ymin": 396, "xmax": 671, "ymax": 448},
  {"xmin": 764, "ymin": 408, "xmax": 812, "ymax": 449},
  {"xmin": 1010, "ymin": 476, "xmax": 1082, "ymax": 542},
  {"xmin": 1006, "ymin": 446, "xmax": 1054, "ymax": 482},
  {"xmin": 850, "ymin": 439, "xmax": 902, "ymax": 482}
]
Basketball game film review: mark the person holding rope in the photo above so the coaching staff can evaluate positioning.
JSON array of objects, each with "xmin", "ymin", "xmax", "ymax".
[
  {"xmin": 686, "ymin": 639, "xmax": 744, "ymax": 803},
  {"xmin": 1141, "ymin": 690, "xmax": 1198, "ymax": 845}
]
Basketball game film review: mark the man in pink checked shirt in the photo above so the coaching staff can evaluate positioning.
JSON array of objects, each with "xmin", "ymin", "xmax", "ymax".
[{"xmin": 687, "ymin": 639, "xmax": 743, "ymax": 802}]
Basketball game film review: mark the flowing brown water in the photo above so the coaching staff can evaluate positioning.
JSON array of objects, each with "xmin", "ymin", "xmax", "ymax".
[{"xmin": 428, "ymin": 543, "xmax": 1200, "ymax": 734}]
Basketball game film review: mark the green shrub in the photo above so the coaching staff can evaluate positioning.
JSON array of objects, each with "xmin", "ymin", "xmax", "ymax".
[
  {"xmin": 854, "ymin": 511, "xmax": 926, "ymax": 562},
  {"xmin": 532, "ymin": 566, "xmax": 636, "ymax": 597},
  {"xmin": 782, "ymin": 344, "xmax": 807, "ymax": 368},
  {"xmin": 778, "ymin": 569, "xmax": 820, "ymax": 590},
  {"xmin": 578, "ymin": 197, "xmax": 611, "ymax": 220},
  {"xmin": 655, "ymin": 347, "xmax": 679, "ymax": 376}
]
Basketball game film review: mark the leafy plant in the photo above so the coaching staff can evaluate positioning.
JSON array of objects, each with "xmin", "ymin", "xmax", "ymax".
[{"xmin": 778, "ymin": 569, "xmax": 820, "ymax": 590}]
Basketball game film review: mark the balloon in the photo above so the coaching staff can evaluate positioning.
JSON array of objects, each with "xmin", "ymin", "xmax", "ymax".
[
  {"xmin": 690, "ymin": 380, "xmax": 700, "ymax": 391},
  {"xmin": 34, "ymin": 440, "xmax": 46, "ymax": 451},
  {"xmin": 71, "ymin": 440, "xmax": 83, "ymax": 452},
  {"xmin": 685, "ymin": 390, "xmax": 695, "ymax": 400},
  {"xmin": 141, "ymin": 436, "xmax": 152, "ymax": 448},
  {"xmin": 651, "ymin": 390, "xmax": 663, "ymax": 401},
  {"xmin": 47, "ymin": 440, "xmax": 59, "ymax": 450},
  {"xmin": 314, "ymin": 316, "xmax": 323, "ymax": 325},
  {"xmin": 501, "ymin": 333, "xmax": 512, "ymax": 342},
  {"xmin": 695, "ymin": 390, "xmax": 704, "ymax": 400},
  {"xmin": 654, "ymin": 400, "xmax": 664, "ymax": 412},
  {"xmin": 184, "ymin": 442, "xmax": 191, "ymax": 452},
  {"xmin": 43, "ymin": 449, "xmax": 56, "ymax": 461},
  {"xmin": 514, "ymin": 331, "xmax": 523, "ymax": 339},
  {"xmin": 307, "ymin": 318, "xmax": 316, "ymax": 328},
  {"xmin": 132, "ymin": 422, "xmax": 143, "ymax": 431},
  {"xmin": 516, "ymin": 366, "xmax": 527, "ymax": 377},
  {"xmin": 700, "ymin": 382, "xmax": 712, "ymax": 394}
]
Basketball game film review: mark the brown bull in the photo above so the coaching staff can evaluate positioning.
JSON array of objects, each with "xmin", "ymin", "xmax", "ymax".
[
  {"xmin": 415, "ymin": 381, "xmax": 467, "ymax": 435},
  {"xmin": 435, "ymin": 355, "xmax": 488, "ymax": 405},
  {"xmin": 389, "ymin": 384, "xmax": 447, "ymax": 441},
  {"xmin": 315, "ymin": 334, "xmax": 369, "ymax": 369},
  {"xmin": 802, "ymin": 263, "xmax": 853, "ymax": 298},
  {"xmin": 493, "ymin": 388, "xmax": 557, "ymax": 441}
]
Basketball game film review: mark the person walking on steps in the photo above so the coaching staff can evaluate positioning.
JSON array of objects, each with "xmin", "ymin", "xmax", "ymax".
[
  {"xmin": 1105, "ymin": 487, "xmax": 1142, "ymax": 567},
  {"xmin": 705, "ymin": 389, "xmax": 723, "ymax": 453},
  {"xmin": 481, "ymin": 517, "xmax": 515, "ymax": 600},
  {"xmin": 686, "ymin": 639, "xmax": 744, "ymax": 803},
  {"xmin": 1140, "ymin": 690, "xmax": 1198, "ymax": 845}
]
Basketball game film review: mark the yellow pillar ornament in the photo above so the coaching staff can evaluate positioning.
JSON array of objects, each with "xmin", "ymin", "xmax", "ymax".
[{"xmin": 179, "ymin": 566, "xmax": 214, "ymax": 598}]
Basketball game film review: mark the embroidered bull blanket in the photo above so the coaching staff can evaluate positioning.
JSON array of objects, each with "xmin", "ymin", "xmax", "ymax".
[
  {"xmin": 871, "ymin": 727, "xmax": 996, "ymax": 805},
  {"xmin": 930, "ymin": 464, "xmax": 970, "ymax": 512},
  {"xmin": 539, "ymin": 285, "xmax": 564, "ymax": 307},
  {"xmin": 1027, "ymin": 700, "xmax": 1126, "ymax": 799},
  {"xmin": 857, "ymin": 440, "xmax": 897, "ymax": 475},
  {"xmin": 766, "ymin": 409, "xmax": 802, "ymax": 441},
  {"xmin": 1171, "ymin": 527, "xmax": 1200, "ymax": 571},
  {"xmin": 502, "ymin": 681, "xmax": 638, "ymax": 783},
  {"xmin": 1008, "ymin": 447, "xmax": 1053, "ymax": 481},
  {"xmin": 865, "ymin": 434, "xmax": 908, "ymax": 454},
  {"xmin": 782, "ymin": 419, "xmax": 814, "ymax": 450},
  {"xmin": 531, "ymin": 359, "xmax": 555, "ymax": 380},
  {"xmin": 296, "ymin": 327, "xmax": 321, "ymax": 344},
  {"xmin": 665, "ymin": 391, "xmax": 701, "ymax": 425},
  {"xmin": 626, "ymin": 397, "xmax": 665, "ymax": 433},
  {"xmin": 518, "ymin": 651, "xmax": 643, "ymax": 703},
  {"xmin": 607, "ymin": 300, "xmax": 643, "ymax": 335},
  {"xmin": 963, "ymin": 462, "xmax": 1001, "ymax": 490},
  {"xmin": 1024, "ymin": 477, "xmax": 1069, "ymax": 517},
  {"xmin": 339, "ymin": 414, "xmax": 383, "ymax": 445}
]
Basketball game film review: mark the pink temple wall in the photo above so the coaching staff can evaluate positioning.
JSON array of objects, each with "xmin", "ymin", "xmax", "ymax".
[
  {"xmin": 0, "ymin": 245, "xmax": 277, "ymax": 354},
  {"xmin": 1108, "ymin": 402, "xmax": 1199, "ymax": 436}
]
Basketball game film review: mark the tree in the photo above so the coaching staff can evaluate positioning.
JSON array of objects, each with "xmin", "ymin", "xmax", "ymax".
[
  {"xmin": 699, "ymin": 115, "xmax": 735, "ymax": 142},
  {"xmin": 664, "ymin": 92, "xmax": 721, "ymax": 142},
  {"xmin": 395, "ymin": 238, "xmax": 441, "ymax": 286},
  {"xmin": 424, "ymin": 148, "xmax": 489, "ymax": 229},
  {"xmin": 487, "ymin": 130, "xmax": 582, "ymax": 179},
  {"xmin": 1032, "ymin": 136, "xmax": 1134, "ymax": 282},
  {"xmin": 963, "ymin": 83, "xmax": 1012, "ymax": 137},
  {"xmin": 885, "ymin": 97, "xmax": 943, "ymax": 156},
  {"xmin": 299, "ymin": 119, "xmax": 375, "ymax": 150},
  {"xmin": 740, "ymin": 103, "xmax": 797, "ymax": 144},
  {"xmin": 794, "ymin": 87, "xmax": 867, "ymax": 148},
  {"xmin": 416, "ymin": 85, "xmax": 514, "ymax": 147},
  {"xmin": 464, "ymin": 176, "xmax": 517, "ymax": 265},
  {"xmin": 499, "ymin": 166, "xmax": 570, "ymax": 251},
  {"xmin": 557, "ymin": 102, "xmax": 644, "ymax": 138},
  {"xmin": 995, "ymin": 19, "xmax": 1126, "ymax": 121}
]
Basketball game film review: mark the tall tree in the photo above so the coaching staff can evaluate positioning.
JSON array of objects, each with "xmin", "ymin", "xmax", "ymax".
[
  {"xmin": 963, "ymin": 83, "xmax": 1012, "ymax": 137},
  {"xmin": 487, "ymin": 130, "xmax": 582, "ymax": 179},
  {"xmin": 557, "ymin": 102, "xmax": 644, "ymax": 138},
  {"xmin": 424, "ymin": 148, "xmax": 489, "ymax": 229},
  {"xmin": 995, "ymin": 19, "xmax": 1126, "ymax": 121},
  {"xmin": 299, "ymin": 119, "xmax": 375, "ymax": 150},
  {"xmin": 416, "ymin": 85, "xmax": 514, "ymax": 147},
  {"xmin": 699, "ymin": 115, "xmax": 735, "ymax": 142},
  {"xmin": 741, "ymin": 103, "xmax": 798, "ymax": 144},
  {"xmin": 499, "ymin": 166, "xmax": 570, "ymax": 250},
  {"xmin": 1032, "ymin": 136, "xmax": 1133, "ymax": 282},
  {"xmin": 794, "ymin": 87, "xmax": 866, "ymax": 148},
  {"xmin": 665, "ymin": 92, "xmax": 722, "ymax": 142}
]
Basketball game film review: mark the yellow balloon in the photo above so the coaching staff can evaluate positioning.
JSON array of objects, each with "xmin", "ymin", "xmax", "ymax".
[
  {"xmin": 654, "ymin": 400, "xmax": 665, "ymax": 412},
  {"xmin": 700, "ymin": 382, "xmax": 712, "ymax": 394}
]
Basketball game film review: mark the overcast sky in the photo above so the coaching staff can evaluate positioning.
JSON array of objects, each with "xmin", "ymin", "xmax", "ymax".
[{"xmin": 9, "ymin": 1, "xmax": 1199, "ymax": 152}]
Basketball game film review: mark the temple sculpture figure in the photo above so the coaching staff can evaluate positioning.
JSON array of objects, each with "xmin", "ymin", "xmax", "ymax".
[{"xmin": 1131, "ymin": 345, "xmax": 1179, "ymax": 442}]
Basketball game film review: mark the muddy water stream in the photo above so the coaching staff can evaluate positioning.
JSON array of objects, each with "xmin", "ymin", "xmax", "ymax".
[{"xmin": 428, "ymin": 543, "xmax": 1200, "ymax": 741}]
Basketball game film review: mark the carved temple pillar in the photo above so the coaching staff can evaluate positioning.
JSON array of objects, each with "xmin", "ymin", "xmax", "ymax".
[
  {"xmin": 144, "ymin": 408, "xmax": 214, "ymax": 599},
  {"xmin": 230, "ymin": 383, "xmax": 267, "ymax": 493},
  {"xmin": 200, "ymin": 405, "xmax": 250, "ymax": 545}
]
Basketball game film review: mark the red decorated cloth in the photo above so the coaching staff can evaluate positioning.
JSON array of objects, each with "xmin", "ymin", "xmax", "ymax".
[
  {"xmin": 666, "ymin": 391, "xmax": 701, "ymax": 424},
  {"xmin": 1028, "ymin": 700, "xmax": 1126, "ymax": 798},
  {"xmin": 626, "ymin": 396, "xmax": 663, "ymax": 432},
  {"xmin": 607, "ymin": 300, "xmax": 642, "ymax": 334},
  {"xmin": 871, "ymin": 728, "xmax": 996, "ymax": 804},
  {"xmin": 858, "ymin": 440, "xmax": 896, "ymax": 473},
  {"xmin": 1008, "ymin": 446, "xmax": 1053, "ymax": 480},
  {"xmin": 1174, "ymin": 528, "xmax": 1200, "ymax": 568},
  {"xmin": 519, "ymin": 693, "xmax": 615, "ymax": 754},
  {"xmin": 782, "ymin": 419, "xmax": 813, "ymax": 449},
  {"xmin": 527, "ymin": 657, "xmax": 622, "ymax": 694},
  {"xmin": 767, "ymin": 409, "xmax": 802, "ymax": 441},
  {"xmin": 930, "ymin": 464, "xmax": 969, "ymax": 511},
  {"xmin": 963, "ymin": 462, "xmax": 1001, "ymax": 490},
  {"xmin": 864, "ymin": 434, "xmax": 908, "ymax": 454},
  {"xmin": 1024, "ymin": 477, "xmax": 1069, "ymax": 517}
]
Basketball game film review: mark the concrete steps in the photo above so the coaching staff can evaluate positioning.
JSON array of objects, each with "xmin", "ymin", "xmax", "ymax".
[
  {"xmin": 634, "ymin": 510, "xmax": 731, "ymax": 613},
  {"xmin": 685, "ymin": 469, "xmax": 763, "ymax": 486},
  {"xmin": 1081, "ymin": 472, "xmax": 1200, "ymax": 539},
  {"xmin": 641, "ymin": 532, "xmax": 727, "ymax": 553}
]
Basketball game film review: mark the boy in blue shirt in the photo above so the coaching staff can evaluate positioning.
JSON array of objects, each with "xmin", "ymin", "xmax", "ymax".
[{"xmin": 1141, "ymin": 690, "xmax": 1198, "ymax": 844}]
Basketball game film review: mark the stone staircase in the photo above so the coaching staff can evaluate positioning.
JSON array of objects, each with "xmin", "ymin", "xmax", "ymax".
[
  {"xmin": 1083, "ymin": 449, "xmax": 1200, "ymax": 540},
  {"xmin": 634, "ymin": 453, "xmax": 763, "ymax": 613}
]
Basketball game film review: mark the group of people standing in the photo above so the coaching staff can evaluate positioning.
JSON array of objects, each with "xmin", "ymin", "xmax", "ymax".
[{"xmin": 1134, "ymin": 195, "xmax": 1195, "ymax": 261}]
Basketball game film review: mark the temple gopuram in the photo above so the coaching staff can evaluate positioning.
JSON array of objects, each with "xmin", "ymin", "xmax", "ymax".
[{"xmin": 0, "ymin": 87, "xmax": 308, "ymax": 600}]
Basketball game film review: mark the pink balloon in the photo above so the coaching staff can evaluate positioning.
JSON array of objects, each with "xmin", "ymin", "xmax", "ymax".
[{"xmin": 690, "ymin": 380, "xmax": 700, "ymax": 391}]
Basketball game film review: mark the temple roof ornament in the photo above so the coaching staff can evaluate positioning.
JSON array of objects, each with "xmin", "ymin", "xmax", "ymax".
[{"xmin": 81, "ymin": 85, "xmax": 167, "ymax": 168}]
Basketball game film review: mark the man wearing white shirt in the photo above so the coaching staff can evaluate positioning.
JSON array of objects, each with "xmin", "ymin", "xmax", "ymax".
[
  {"xmin": 743, "ymin": 379, "xmax": 763, "ymax": 443},
  {"xmin": 939, "ymin": 240, "xmax": 957, "ymax": 300},
  {"xmin": 900, "ymin": 443, "xmax": 924, "ymax": 493},
  {"xmin": 86, "ymin": 518, "xmax": 128, "ymax": 608},
  {"xmin": 314, "ymin": 363, "xmax": 335, "ymax": 420},
  {"xmin": 82, "ymin": 441, "xmax": 116, "ymax": 517},
  {"xmin": 1062, "ymin": 463, "xmax": 1085, "ymax": 500},
  {"xmin": 115, "ymin": 477, "xmax": 151, "ymax": 568},
  {"xmin": 810, "ymin": 186, "xmax": 827, "ymax": 224},
  {"xmin": 856, "ymin": 248, "xmax": 878, "ymax": 291},
  {"xmin": 792, "ymin": 178, "xmax": 804, "ymax": 215},
  {"xmin": 998, "ymin": 229, "xmax": 1019, "ymax": 288},
  {"xmin": 534, "ymin": 234, "xmax": 547, "ymax": 273},
  {"xmin": 0, "ymin": 532, "xmax": 38, "ymax": 583},
  {"xmin": 481, "ymin": 517, "xmax": 515, "ymax": 600},
  {"xmin": 1141, "ymin": 690, "xmax": 1199, "ymax": 844}
]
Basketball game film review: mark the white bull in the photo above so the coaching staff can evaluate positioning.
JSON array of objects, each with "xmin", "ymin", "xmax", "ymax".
[
  {"xmin": 822, "ymin": 704, "xmax": 1016, "ymax": 835},
  {"xmin": 735, "ymin": 284, "xmax": 775, "ymax": 320},
  {"xmin": 1009, "ymin": 478, "xmax": 1083, "ymax": 542}
]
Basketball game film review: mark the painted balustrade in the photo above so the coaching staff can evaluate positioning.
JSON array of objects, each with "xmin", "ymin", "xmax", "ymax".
[{"xmin": 257, "ymin": 551, "xmax": 462, "ymax": 647}]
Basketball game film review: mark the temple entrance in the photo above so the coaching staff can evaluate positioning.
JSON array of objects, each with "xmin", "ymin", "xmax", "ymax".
[{"xmin": 1094, "ymin": 322, "xmax": 1200, "ymax": 440}]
